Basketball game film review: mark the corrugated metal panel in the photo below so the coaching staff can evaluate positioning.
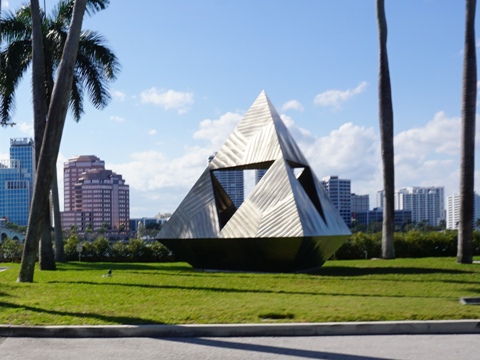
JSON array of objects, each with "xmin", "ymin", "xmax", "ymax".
[{"xmin": 220, "ymin": 199, "xmax": 262, "ymax": 238}]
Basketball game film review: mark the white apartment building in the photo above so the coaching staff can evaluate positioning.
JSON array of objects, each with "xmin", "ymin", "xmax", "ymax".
[
  {"xmin": 446, "ymin": 192, "xmax": 480, "ymax": 229},
  {"xmin": 321, "ymin": 175, "xmax": 351, "ymax": 227},
  {"xmin": 394, "ymin": 186, "xmax": 445, "ymax": 226}
]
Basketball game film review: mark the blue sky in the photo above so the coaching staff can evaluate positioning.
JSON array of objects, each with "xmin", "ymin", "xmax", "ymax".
[{"xmin": 0, "ymin": 0, "xmax": 478, "ymax": 217}]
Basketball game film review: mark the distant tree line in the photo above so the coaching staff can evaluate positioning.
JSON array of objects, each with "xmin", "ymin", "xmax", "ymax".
[{"xmin": 334, "ymin": 230, "xmax": 480, "ymax": 260}]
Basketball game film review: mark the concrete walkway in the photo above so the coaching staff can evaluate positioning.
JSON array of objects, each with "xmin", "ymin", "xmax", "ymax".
[{"xmin": 0, "ymin": 320, "xmax": 479, "ymax": 338}]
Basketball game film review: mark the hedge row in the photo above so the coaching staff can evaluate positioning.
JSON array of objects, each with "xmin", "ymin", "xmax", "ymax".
[
  {"xmin": 2, "ymin": 230, "xmax": 479, "ymax": 263},
  {"xmin": 64, "ymin": 235, "xmax": 175, "ymax": 262},
  {"xmin": 0, "ymin": 236, "xmax": 175, "ymax": 263},
  {"xmin": 334, "ymin": 230, "xmax": 480, "ymax": 259}
]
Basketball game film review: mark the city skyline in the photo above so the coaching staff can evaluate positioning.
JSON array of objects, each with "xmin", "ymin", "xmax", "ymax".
[{"xmin": 0, "ymin": 1, "xmax": 478, "ymax": 217}]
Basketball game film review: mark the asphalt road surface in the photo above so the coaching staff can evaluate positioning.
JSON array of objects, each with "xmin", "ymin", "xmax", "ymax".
[{"xmin": 1, "ymin": 334, "xmax": 478, "ymax": 360}]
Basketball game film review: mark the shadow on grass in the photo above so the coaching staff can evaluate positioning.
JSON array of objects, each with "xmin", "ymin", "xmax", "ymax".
[
  {"xmin": 464, "ymin": 287, "xmax": 480, "ymax": 295},
  {"xmin": 57, "ymin": 262, "xmax": 193, "ymax": 272},
  {"xmin": 316, "ymin": 266, "xmax": 475, "ymax": 277},
  {"xmin": 0, "ymin": 300, "xmax": 161, "ymax": 325},
  {"xmin": 46, "ymin": 280, "xmax": 455, "ymax": 300}
]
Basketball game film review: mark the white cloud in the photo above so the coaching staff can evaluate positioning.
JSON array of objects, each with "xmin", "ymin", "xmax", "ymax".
[
  {"xmin": 110, "ymin": 115, "xmax": 125, "ymax": 123},
  {"xmin": 19, "ymin": 122, "xmax": 34, "ymax": 136},
  {"xmin": 193, "ymin": 112, "xmax": 243, "ymax": 150},
  {"xmin": 111, "ymin": 90, "xmax": 126, "ymax": 102},
  {"xmin": 314, "ymin": 82, "xmax": 368, "ymax": 110},
  {"xmin": 281, "ymin": 99, "xmax": 304, "ymax": 112},
  {"xmin": 140, "ymin": 88, "xmax": 194, "ymax": 114},
  {"xmin": 392, "ymin": 111, "xmax": 480, "ymax": 203},
  {"xmin": 109, "ymin": 107, "xmax": 479, "ymax": 216},
  {"xmin": 395, "ymin": 111, "xmax": 460, "ymax": 158},
  {"xmin": 148, "ymin": 129, "xmax": 157, "ymax": 135}
]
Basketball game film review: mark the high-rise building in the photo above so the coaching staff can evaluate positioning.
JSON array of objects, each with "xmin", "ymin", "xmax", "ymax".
[
  {"xmin": 63, "ymin": 155, "xmax": 105, "ymax": 212},
  {"xmin": 321, "ymin": 175, "xmax": 351, "ymax": 226},
  {"xmin": 61, "ymin": 155, "xmax": 129, "ymax": 233},
  {"xmin": 394, "ymin": 186, "xmax": 445, "ymax": 226},
  {"xmin": 208, "ymin": 152, "xmax": 244, "ymax": 208},
  {"xmin": 446, "ymin": 192, "xmax": 480, "ymax": 230},
  {"xmin": 0, "ymin": 138, "xmax": 35, "ymax": 226},
  {"xmin": 351, "ymin": 193, "xmax": 369, "ymax": 213}
]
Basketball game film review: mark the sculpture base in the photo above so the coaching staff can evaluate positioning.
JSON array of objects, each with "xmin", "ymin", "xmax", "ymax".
[{"xmin": 158, "ymin": 235, "xmax": 348, "ymax": 273}]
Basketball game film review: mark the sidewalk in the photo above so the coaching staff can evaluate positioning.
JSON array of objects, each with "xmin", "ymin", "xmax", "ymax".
[{"xmin": 0, "ymin": 320, "xmax": 479, "ymax": 338}]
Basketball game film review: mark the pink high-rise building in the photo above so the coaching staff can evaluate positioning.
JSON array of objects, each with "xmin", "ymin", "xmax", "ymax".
[{"xmin": 61, "ymin": 155, "xmax": 130, "ymax": 233}]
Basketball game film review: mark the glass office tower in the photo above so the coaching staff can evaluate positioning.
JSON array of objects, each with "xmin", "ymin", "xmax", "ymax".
[{"xmin": 0, "ymin": 138, "xmax": 35, "ymax": 226}]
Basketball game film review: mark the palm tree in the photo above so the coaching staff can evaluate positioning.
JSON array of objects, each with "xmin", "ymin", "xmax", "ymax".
[
  {"xmin": 18, "ymin": 0, "xmax": 95, "ymax": 282},
  {"xmin": 1, "ymin": 0, "xmax": 119, "ymax": 266},
  {"xmin": 458, "ymin": 0, "xmax": 477, "ymax": 264},
  {"xmin": 376, "ymin": 0, "xmax": 395, "ymax": 259}
]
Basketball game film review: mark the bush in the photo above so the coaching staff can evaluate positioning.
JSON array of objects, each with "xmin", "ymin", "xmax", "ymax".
[
  {"xmin": 334, "ymin": 230, "xmax": 480, "ymax": 260},
  {"xmin": 0, "ymin": 237, "xmax": 23, "ymax": 262},
  {"xmin": 335, "ymin": 232, "xmax": 381, "ymax": 259},
  {"xmin": 93, "ymin": 236, "xmax": 110, "ymax": 260}
]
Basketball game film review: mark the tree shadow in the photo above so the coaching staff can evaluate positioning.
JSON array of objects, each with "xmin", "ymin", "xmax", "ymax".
[
  {"xmin": 316, "ymin": 266, "xmax": 475, "ymax": 277},
  {"xmin": 46, "ymin": 280, "xmax": 455, "ymax": 300},
  {"xmin": 57, "ymin": 263, "xmax": 181, "ymax": 272},
  {"xmin": 165, "ymin": 337, "xmax": 392, "ymax": 360},
  {"xmin": 0, "ymin": 300, "xmax": 160, "ymax": 325}
]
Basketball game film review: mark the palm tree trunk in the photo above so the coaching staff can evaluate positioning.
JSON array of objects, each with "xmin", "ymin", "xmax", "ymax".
[
  {"xmin": 52, "ymin": 169, "xmax": 66, "ymax": 262},
  {"xmin": 458, "ymin": 0, "xmax": 477, "ymax": 264},
  {"xmin": 39, "ymin": 205, "xmax": 56, "ymax": 270},
  {"xmin": 376, "ymin": 0, "xmax": 395, "ymax": 259},
  {"xmin": 27, "ymin": 0, "xmax": 56, "ymax": 271},
  {"xmin": 18, "ymin": 0, "xmax": 88, "ymax": 282}
]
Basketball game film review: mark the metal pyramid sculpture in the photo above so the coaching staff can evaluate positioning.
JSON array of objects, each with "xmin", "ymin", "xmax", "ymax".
[{"xmin": 158, "ymin": 91, "xmax": 350, "ymax": 272}]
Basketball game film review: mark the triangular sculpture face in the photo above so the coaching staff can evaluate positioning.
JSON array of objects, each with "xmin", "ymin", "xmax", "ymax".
[{"xmin": 158, "ymin": 91, "xmax": 351, "ymax": 272}]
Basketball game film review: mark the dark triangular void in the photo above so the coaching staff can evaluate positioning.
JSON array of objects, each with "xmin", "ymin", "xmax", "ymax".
[
  {"xmin": 158, "ymin": 91, "xmax": 350, "ymax": 272},
  {"xmin": 211, "ymin": 172, "xmax": 236, "ymax": 229}
]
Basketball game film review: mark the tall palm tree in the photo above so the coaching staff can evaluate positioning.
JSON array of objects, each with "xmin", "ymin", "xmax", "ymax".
[
  {"xmin": 458, "ymin": 0, "xmax": 477, "ymax": 264},
  {"xmin": 0, "ymin": 0, "xmax": 119, "ymax": 266},
  {"xmin": 376, "ymin": 0, "xmax": 395, "ymax": 259},
  {"xmin": 18, "ymin": 0, "xmax": 89, "ymax": 282}
]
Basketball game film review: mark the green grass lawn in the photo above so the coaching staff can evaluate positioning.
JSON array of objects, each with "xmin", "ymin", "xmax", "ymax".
[{"xmin": 0, "ymin": 257, "xmax": 479, "ymax": 325}]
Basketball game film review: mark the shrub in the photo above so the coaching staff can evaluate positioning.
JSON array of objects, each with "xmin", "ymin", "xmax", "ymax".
[
  {"xmin": 110, "ymin": 241, "xmax": 128, "ymax": 261},
  {"xmin": 0, "ymin": 237, "xmax": 23, "ymax": 262},
  {"xmin": 93, "ymin": 236, "xmax": 110, "ymax": 260},
  {"xmin": 64, "ymin": 234, "xmax": 80, "ymax": 261},
  {"xmin": 335, "ymin": 230, "xmax": 479, "ymax": 260}
]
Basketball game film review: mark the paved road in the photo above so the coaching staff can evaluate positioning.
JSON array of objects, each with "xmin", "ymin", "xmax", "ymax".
[{"xmin": 1, "ymin": 334, "xmax": 478, "ymax": 360}]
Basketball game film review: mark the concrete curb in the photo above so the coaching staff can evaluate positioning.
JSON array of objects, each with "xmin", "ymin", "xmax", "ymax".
[{"xmin": 0, "ymin": 320, "xmax": 479, "ymax": 338}]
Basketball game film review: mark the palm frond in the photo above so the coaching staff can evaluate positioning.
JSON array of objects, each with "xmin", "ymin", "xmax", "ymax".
[
  {"xmin": 0, "ymin": 9, "xmax": 32, "ymax": 43},
  {"xmin": 0, "ymin": 41, "xmax": 32, "ymax": 123},
  {"xmin": 79, "ymin": 30, "xmax": 120, "ymax": 80},
  {"xmin": 75, "ymin": 52, "xmax": 110, "ymax": 109},
  {"xmin": 85, "ymin": 0, "xmax": 110, "ymax": 16},
  {"xmin": 69, "ymin": 73, "xmax": 84, "ymax": 122}
]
